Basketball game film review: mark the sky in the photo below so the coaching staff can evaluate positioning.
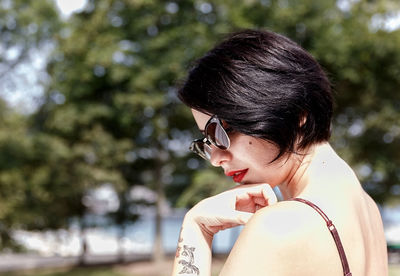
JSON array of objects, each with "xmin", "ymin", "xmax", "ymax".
[{"xmin": 54, "ymin": 0, "xmax": 88, "ymax": 19}]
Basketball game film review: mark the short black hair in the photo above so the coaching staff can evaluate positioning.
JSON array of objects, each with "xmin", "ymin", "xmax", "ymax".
[{"xmin": 178, "ymin": 29, "xmax": 333, "ymax": 160}]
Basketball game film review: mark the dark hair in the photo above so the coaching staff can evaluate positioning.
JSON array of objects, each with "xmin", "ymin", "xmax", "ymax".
[{"xmin": 178, "ymin": 29, "xmax": 333, "ymax": 160}]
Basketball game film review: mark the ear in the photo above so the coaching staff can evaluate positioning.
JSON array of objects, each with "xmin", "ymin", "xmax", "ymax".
[{"xmin": 299, "ymin": 113, "xmax": 308, "ymax": 128}]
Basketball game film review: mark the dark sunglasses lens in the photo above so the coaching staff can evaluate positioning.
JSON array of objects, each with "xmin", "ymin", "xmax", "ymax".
[
  {"xmin": 190, "ymin": 140, "xmax": 209, "ymax": 160},
  {"xmin": 206, "ymin": 122, "xmax": 229, "ymax": 149}
]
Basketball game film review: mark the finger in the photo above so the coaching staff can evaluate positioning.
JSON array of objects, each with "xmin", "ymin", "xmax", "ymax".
[
  {"xmin": 234, "ymin": 183, "xmax": 269, "ymax": 199},
  {"xmin": 236, "ymin": 200, "xmax": 257, "ymax": 213},
  {"xmin": 254, "ymin": 197, "xmax": 267, "ymax": 206},
  {"xmin": 262, "ymin": 185, "xmax": 277, "ymax": 205},
  {"xmin": 234, "ymin": 183, "xmax": 276, "ymax": 205}
]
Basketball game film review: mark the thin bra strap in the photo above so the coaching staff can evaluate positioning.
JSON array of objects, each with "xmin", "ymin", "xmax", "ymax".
[{"xmin": 290, "ymin": 198, "xmax": 352, "ymax": 276}]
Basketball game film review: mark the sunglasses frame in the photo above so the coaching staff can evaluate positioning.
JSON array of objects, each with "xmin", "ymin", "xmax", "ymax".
[{"xmin": 189, "ymin": 115, "xmax": 231, "ymax": 160}]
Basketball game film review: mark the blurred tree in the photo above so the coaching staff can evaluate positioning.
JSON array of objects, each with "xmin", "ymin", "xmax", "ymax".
[
  {"xmin": 0, "ymin": 95, "xmax": 99, "ymax": 250},
  {"xmin": 0, "ymin": 0, "xmax": 63, "ymax": 250},
  {"xmin": 0, "ymin": 0, "xmax": 61, "ymax": 108},
  {"xmin": 34, "ymin": 0, "xmax": 207, "ymax": 261},
  {"xmin": 0, "ymin": 99, "xmax": 29, "ymax": 250}
]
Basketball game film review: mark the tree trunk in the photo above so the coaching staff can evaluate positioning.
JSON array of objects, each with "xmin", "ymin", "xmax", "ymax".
[
  {"xmin": 79, "ymin": 226, "xmax": 88, "ymax": 265},
  {"xmin": 117, "ymin": 226, "xmax": 125, "ymax": 263}
]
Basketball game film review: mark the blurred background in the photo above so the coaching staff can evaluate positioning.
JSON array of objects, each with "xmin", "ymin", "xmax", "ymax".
[{"xmin": 0, "ymin": 0, "xmax": 400, "ymax": 275}]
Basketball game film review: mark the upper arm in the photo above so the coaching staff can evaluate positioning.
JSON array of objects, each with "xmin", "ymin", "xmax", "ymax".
[{"xmin": 219, "ymin": 202, "xmax": 339, "ymax": 276}]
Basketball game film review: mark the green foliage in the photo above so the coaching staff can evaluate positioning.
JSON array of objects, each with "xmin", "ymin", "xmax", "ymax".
[
  {"xmin": 0, "ymin": 0, "xmax": 60, "ymax": 48},
  {"xmin": 0, "ymin": 101, "xmax": 28, "ymax": 221},
  {"xmin": 0, "ymin": 0, "xmax": 61, "ymax": 84}
]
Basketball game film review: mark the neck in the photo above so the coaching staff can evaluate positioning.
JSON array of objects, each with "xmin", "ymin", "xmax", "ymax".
[{"xmin": 278, "ymin": 143, "xmax": 329, "ymax": 199}]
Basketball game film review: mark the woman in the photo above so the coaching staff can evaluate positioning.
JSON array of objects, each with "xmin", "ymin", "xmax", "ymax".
[{"xmin": 172, "ymin": 29, "xmax": 387, "ymax": 275}]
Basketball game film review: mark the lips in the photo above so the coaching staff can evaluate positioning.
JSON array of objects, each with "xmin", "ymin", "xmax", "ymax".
[{"xmin": 226, "ymin": 169, "xmax": 249, "ymax": 183}]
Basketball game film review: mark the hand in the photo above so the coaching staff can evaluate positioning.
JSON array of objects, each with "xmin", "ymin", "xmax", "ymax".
[{"xmin": 184, "ymin": 183, "xmax": 277, "ymax": 236}]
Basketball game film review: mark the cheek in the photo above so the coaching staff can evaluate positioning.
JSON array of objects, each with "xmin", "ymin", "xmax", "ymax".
[
  {"xmin": 246, "ymin": 138, "xmax": 279, "ymax": 162},
  {"xmin": 228, "ymin": 135, "xmax": 256, "ymax": 161},
  {"xmin": 236, "ymin": 136, "xmax": 257, "ymax": 153},
  {"xmin": 245, "ymin": 138, "xmax": 257, "ymax": 153},
  {"xmin": 230, "ymin": 135, "xmax": 279, "ymax": 164}
]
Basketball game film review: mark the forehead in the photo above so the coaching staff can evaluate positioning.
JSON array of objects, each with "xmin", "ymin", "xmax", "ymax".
[{"xmin": 191, "ymin": 109, "xmax": 212, "ymax": 131}]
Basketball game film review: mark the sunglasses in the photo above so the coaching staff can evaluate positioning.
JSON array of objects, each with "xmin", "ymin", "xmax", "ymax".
[{"xmin": 189, "ymin": 115, "xmax": 232, "ymax": 160}]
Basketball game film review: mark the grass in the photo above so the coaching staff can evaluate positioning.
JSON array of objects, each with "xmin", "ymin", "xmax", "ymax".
[{"xmin": 390, "ymin": 264, "xmax": 400, "ymax": 276}]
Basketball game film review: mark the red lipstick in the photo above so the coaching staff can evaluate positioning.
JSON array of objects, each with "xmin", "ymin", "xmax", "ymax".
[{"xmin": 226, "ymin": 169, "xmax": 249, "ymax": 183}]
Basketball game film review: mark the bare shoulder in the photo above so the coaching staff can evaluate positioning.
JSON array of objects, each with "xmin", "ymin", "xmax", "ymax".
[{"xmin": 219, "ymin": 200, "xmax": 343, "ymax": 276}]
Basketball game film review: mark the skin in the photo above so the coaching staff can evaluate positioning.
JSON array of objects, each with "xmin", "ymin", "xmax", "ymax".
[{"xmin": 171, "ymin": 109, "xmax": 388, "ymax": 276}]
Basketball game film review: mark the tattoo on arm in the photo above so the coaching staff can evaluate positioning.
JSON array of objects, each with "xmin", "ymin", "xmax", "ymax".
[
  {"xmin": 176, "ymin": 237, "xmax": 183, "ymax": 257},
  {"xmin": 175, "ymin": 227, "xmax": 200, "ymax": 275},
  {"xmin": 176, "ymin": 228, "xmax": 183, "ymax": 258},
  {"xmin": 178, "ymin": 245, "xmax": 200, "ymax": 275}
]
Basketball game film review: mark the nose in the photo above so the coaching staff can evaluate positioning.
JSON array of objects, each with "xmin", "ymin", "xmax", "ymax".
[{"xmin": 209, "ymin": 146, "xmax": 231, "ymax": 167}]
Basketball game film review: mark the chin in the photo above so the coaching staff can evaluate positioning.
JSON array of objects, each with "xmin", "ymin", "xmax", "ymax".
[{"xmin": 241, "ymin": 178, "xmax": 260, "ymax": 185}]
